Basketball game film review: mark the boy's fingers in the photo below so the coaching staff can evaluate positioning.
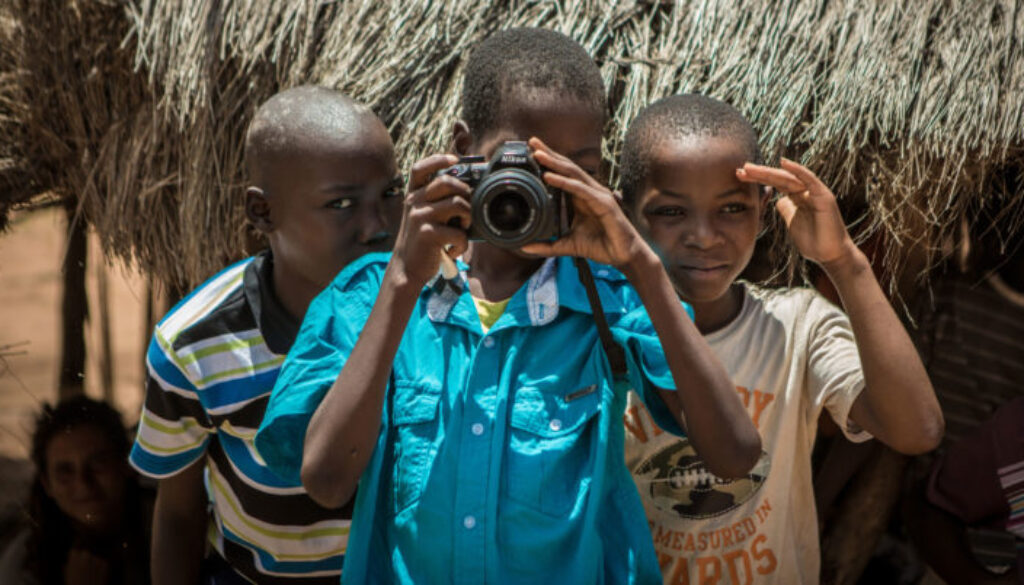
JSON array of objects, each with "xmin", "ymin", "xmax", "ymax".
[
  {"xmin": 420, "ymin": 174, "xmax": 471, "ymax": 203},
  {"xmin": 519, "ymin": 240, "xmax": 558, "ymax": 257},
  {"xmin": 423, "ymin": 224, "xmax": 469, "ymax": 252},
  {"xmin": 528, "ymin": 136, "xmax": 555, "ymax": 157},
  {"xmin": 445, "ymin": 238, "xmax": 469, "ymax": 261},
  {"xmin": 779, "ymin": 158, "xmax": 829, "ymax": 194},
  {"xmin": 528, "ymin": 138, "xmax": 567, "ymax": 165},
  {"xmin": 529, "ymin": 138, "xmax": 595, "ymax": 186},
  {"xmin": 738, "ymin": 164, "xmax": 806, "ymax": 194},
  {"xmin": 775, "ymin": 196, "xmax": 798, "ymax": 226},
  {"xmin": 544, "ymin": 176, "xmax": 603, "ymax": 218},
  {"xmin": 413, "ymin": 197, "xmax": 472, "ymax": 229},
  {"xmin": 409, "ymin": 154, "xmax": 460, "ymax": 190},
  {"xmin": 542, "ymin": 173, "xmax": 608, "ymax": 213}
]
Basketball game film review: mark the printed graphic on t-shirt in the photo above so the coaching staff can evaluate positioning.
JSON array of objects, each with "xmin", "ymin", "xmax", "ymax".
[
  {"xmin": 633, "ymin": 440, "xmax": 771, "ymax": 520},
  {"xmin": 625, "ymin": 386, "xmax": 782, "ymax": 584}
]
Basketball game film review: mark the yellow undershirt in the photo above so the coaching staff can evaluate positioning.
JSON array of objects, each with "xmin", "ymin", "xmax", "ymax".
[{"xmin": 472, "ymin": 296, "xmax": 511, "ymax": 333}]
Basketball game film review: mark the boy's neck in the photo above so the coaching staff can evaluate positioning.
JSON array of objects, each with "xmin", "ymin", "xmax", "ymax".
[
  {"xmin": 465, "ymin": 242, "xmax": 545, "ymax": 302},
  {"xmin": 688, "ymin": 284, "xmax": 745, "ymax": 335},
  {"xmin": 270, "ymin": 260, "xmax": 318, "ymax": 324}
]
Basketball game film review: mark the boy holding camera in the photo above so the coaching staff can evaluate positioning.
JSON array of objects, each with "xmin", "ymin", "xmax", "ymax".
[{"xmin": 255, "ymin": 29, "xmax": 760, "ymax": 583}]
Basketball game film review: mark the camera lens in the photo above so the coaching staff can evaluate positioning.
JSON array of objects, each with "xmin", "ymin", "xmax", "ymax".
[
  {"xmin": 471, "ymin": 166, "xmax": 555, "ymax": 248},
  {"xmin": 486, "ymin": 190, "xmax": 532, "ymax": 232}
]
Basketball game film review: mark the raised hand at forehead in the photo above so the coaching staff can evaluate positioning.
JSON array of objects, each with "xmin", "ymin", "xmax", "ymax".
[{"xmin": 736, "ymin": 158, "xmax": 855, "ymax": 267}]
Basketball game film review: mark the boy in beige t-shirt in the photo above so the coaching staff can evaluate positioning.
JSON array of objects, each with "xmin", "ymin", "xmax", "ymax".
[{"xmin": 619, "ymin": 94, "xmax": 944, "ymax": 584}]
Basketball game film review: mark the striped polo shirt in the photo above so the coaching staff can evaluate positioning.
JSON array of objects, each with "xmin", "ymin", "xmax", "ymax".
[{"xmin": 130, "ymin": 251, "xmax": 349, "ymax": 584}]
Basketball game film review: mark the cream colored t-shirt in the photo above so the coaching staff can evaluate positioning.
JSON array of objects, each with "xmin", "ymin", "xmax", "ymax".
[{"xmin": 624, "ymin": 283, "xmax": 870, "ymax": 585}]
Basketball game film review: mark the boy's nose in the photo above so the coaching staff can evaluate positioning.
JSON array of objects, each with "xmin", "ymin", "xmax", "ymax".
[
  {"xmin": 685, "ymin": 218, "xmax": 722, "ymax": 249},
  {"xmin": 69, "ymin": 467, "xmax": 99, "ymax": 496},
  {"xmin": 356, "ymin": 206, "xmax": 385, "ymax": 242},
  {"xmin": 362, "ymin": 219, "xmax": 393, "ymax": 247},
  {"xmin": 362, "ymin": 231, "xmax": 391, "ymax": 246},
  {"xmin": 359, "ymin": 201, "xmax": 398, "ymax": 245}
]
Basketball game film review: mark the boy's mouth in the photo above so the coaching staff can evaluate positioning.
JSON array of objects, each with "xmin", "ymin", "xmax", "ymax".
[{"xmin": 675, "ymin": 263, "xmax": 729, "ymax": 281}]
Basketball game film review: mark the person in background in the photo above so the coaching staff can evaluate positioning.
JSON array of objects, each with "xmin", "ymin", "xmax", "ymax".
[
  {"xmin": 0, "ymin": 395, "xmax": 150, "ymax": 585},
  {"xmin": 906, "ymin": 210, "xmax": 1024, "ymax": 585}
]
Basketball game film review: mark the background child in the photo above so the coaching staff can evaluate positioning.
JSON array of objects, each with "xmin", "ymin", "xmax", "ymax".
[
  {"xmin": 128, "ymin": 86, "xmax": 402, "ymax": 585},
  {"xmin": 256, "ymin": 28, "xmax": 759, "ymax": 584},
  {"xmin": 904, "ymin": 213, "xmax": 1024, "ymax": 583},
  {"xmin": 0, "ymin": 396, "xmax": 150, "ymax": 585},
  {"xmin": 619, "ymin": 94, "xmax": 943, "ymax": 584}
]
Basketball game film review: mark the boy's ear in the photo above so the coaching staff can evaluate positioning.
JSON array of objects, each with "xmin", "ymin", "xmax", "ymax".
[
  {"xmin": 451, "ymin": 120, "xmax": 473, "ymax": 156},
  {"xmin": 246, "ymin": 187, "xmax": 274, "ymax": 235}
]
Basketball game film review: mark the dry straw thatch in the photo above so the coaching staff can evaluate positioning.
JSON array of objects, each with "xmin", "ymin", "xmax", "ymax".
[
  {"xmin": 3, "ymin": 0, "xmax": 1023, "ymax": 292},
  {"xmin": 0, "ymin": 0, "xmax": 187, "ymax": 286},
  {"xmin": 0, "ymin": 3, "xmax": 30, "ymax": 229}
]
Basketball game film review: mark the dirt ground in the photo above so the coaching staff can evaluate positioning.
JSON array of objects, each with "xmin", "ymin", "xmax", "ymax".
[{"xmin": 0, "ymin": 207, "xmax": 148, "ymax": 462}]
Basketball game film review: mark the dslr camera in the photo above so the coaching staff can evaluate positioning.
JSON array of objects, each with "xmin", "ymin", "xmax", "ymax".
[{"xmin": 438, "ymin": 141, "xmax": 571, "ymax": 248}]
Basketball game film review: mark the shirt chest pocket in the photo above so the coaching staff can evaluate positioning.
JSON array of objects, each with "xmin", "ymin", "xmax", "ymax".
[
  {"xmin": 391, "ymin": 380, "xmax": 443, "ymax": 516},
  {"xmin": 505, "ymin": 381, "xmax": 604, "ymax": 518}
]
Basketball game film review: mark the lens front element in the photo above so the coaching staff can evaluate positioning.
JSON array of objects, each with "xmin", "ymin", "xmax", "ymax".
[{"xmin": 473, "ymin": 169, "xmax": 551, "ymax": 248}]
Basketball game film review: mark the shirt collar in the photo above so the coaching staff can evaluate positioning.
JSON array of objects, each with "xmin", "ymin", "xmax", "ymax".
[
  {"xmin": 424, "ymin": 256, "xmax": 628, "ymax": 329},
  {"xmin": 244, "ymin": 250, "xmax": 300, "ymax": 354}
]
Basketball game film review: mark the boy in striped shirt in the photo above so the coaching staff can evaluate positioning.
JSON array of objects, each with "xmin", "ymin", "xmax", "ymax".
[{"xmin": 129, "ymin": 86, "xmax": 403, "ymax": 585}]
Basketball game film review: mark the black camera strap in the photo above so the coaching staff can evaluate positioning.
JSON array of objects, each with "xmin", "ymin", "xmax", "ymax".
[{"xmin": 572, "ymin": 257, "xmax": 628, "ymax": 379}]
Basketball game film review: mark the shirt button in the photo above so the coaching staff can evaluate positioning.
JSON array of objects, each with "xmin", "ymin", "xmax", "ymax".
[
  {"xmin": 463, "ymin": 515, "xmax": 477, "ymax": 529},
  {"xmin": 483, "ymin": 337, "xmax": 495, "ymax": 348},
  {"xmin": 549, "ymin": 419, "xmax": 562, "ymax": 432},
  {"xmin": 471, "ymin": 423, "xmax": 484, "ymax": 436}
]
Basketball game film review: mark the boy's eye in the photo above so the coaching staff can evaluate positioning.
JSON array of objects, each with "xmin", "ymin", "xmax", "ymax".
[
  {"xmin": 383, "ymin": 176, "xmax": 404, "ymax": 199},
  {"xmin": 721, "ymin": 203, "xmax": 748, "ymax": 214},
  {"xmin": 327, "ymin": 198, "xmax": 356, "ymax": 210},
  {"xmin": 648, "ymin": 206, "xmax": 686, "ymax": 218}
]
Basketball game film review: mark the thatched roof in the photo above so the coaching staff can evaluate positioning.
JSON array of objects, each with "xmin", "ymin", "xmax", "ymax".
[
  {"xmin": 4, "ymin": 1, "xmax": 1023, "ymax": 291},
  {"xmin": 0, "ymin": 3, "xmax": 30, "ymax": 230}
]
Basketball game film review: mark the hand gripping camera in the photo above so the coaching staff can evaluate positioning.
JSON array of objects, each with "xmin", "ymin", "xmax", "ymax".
[{"xmin": 438, "ymin": 141, "xmax": 571, "ymax": 248}]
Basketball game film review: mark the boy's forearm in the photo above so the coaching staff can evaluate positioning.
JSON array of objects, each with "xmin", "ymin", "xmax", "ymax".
[
  {"xmin": 301, "ymin": 265, "xmax": 421, "ymax": 508},
  {"xmin": 823, "ymin": 244, "xmax": 943, "ymax": 453},
  {"xmin": 152, "ymin": 461, "xmax": 207, "ymax": 585},
  {"xmin": 622, "ymin": 250, "xmax": 761, "ymax": 478}
]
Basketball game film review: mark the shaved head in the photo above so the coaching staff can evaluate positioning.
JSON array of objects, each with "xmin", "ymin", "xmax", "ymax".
[
  {"xmin": 245, "ymin": 86, "xmax": 388, "ymax": 188},
  {"xmin": 242, "ymin": 86, "xmax": 400, "ymax": 316},
  {"xmin": 620, "ymin": 94, "xmax": 762, "ymax": 206}
]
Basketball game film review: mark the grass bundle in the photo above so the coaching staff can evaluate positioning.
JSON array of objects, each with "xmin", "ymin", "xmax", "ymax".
[{"xmin": 3, "ymin": 0, "xmax": 1022, "ymax": 294}]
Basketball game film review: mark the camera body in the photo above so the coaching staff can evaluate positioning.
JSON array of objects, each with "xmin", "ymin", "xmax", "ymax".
[{"xmin": 438, "ymin": 141, "xmax": 570, "ymax": 248}]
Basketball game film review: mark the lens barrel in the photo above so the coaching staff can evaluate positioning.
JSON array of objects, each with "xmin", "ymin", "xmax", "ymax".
[{"xmin": 472, "ymin": 169, "xmax": 552, "ymax": 248}]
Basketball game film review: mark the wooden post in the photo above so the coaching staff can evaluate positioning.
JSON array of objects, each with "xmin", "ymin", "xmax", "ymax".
[
  {"xmin": 58, "ymin": 201, "xmax": 88, "ymax": 399},
  {"xmin": 98, "ymin": 259, "xmax": 114, "ymax": 401}
]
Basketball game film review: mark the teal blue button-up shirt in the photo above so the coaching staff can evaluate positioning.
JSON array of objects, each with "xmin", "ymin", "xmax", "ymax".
[{"xmin": 256, "ymin": 253, "xmax": 690, "ymax": 584}]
